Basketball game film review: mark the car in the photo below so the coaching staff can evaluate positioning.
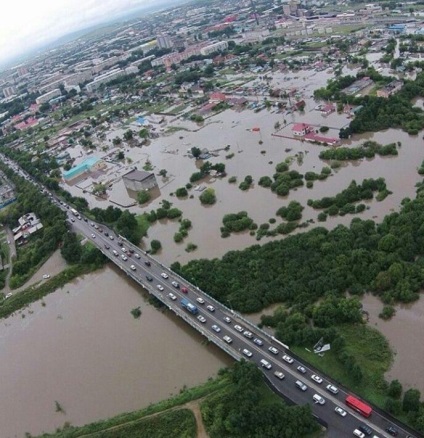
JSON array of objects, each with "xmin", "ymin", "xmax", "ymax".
[
  {"xmin": 172, "ymin": 281, "xmax": 180, "ymax": 288},
  {"xmin": 84, "ymin": 218, "xmax": 88, "ymax": 222},
  {"xmin": 243, "ymin": 330, "xmax": 253, "ymax": 338},
  {"xmin": 359, "ymin": 424, "xmax": 373, "ymax": 436},
  {"xmin": 121, "ymin": 247, "xmax": 127, "ymax": 252},
  {"xmin": 311, "ymin": 374, "xmax": 323, "ymax": 384},
  {"xmin": 295, "ymin": 380, "xmax": 308, "ymax": 391},
  {"xmin": 282, "ymin": 354, "xmax": 294, "ymax": 364},
  {"xmin": 104, "ymin": 244, "xmax": 110, "ymax": 250},
  {"xmin": 161, "ymin": 273, "xmax": 169, "ymax": 279},
  {"xmin": 234, "ymin": 325, "xmax": 243, "ymax": 333},
  {"xmin": 242, "ymin": 348, "xmax": 253, "ymax": 358},
  {"xmin": 181, "ymin": 287, "xmax": 188, "ymax": 293},
  {"xmin": 128, "ymin": 248, "xmax": 134, "ymax": 254},
  {"xmin": 353, "ymin": 429, "xmax": 365, "ymax": 438},
  {"xmin": 91, "ymin": 233, "xmax": 96, "ymax": 239},
  {"xmin": 71, "ymin": 217, "xmax": 75, "ymax": 222},
  {"xmin": 385, "ymin": 427, "xmax": 398, "ymax": 436},
  {"xmin": 109, "ymin": 235, "xmax": 114, "ymax": 240},
  {"xmin": 207, "ymin": 305, "xmax": 215, "ymax": 312},
  {"xmin": 211, "ymin": 325, "xmax": 221, "ymax": 333},
  {"xmin": 98, "ymin": 228, "xmax": 103, "ymax": 233},
  {"xmin": 94, "ymin": 225, "xmax": 99, "ymax": 230},
  {"xmin": 223, "ymin": 335, "xmax": 232, "ymax": 344},
  {"xmin": 146, "ymin": 275, "xmax": 153, "ymax": 282},
  {"xmin": 42, "ymin": 274, "xmax": 50, "ymax": 279},
  {"xmin": 197, "ymin": 315, "xmax": 206, "ymax": 323},
  {"xmin": 104, "ymin": 231, "xmax": 109, "ymax": 236},
  {"xmin": 90, "ymin": 222, "xmax": 95, "ymax": 226},
  {"xmin": 144, "ymin": 260, "xmax": 151, "ymax": 266},
  {"xmin": 268, "ymin": 346, "xmax": 279, "ymax": 355},
  {"xmin": 5, "ymin": 293, "xmax": 12, "ymax": 299},
  {"xmin": 134, "ymin": 253, "xmax": 141, "ymax": 259},
  {"xmin": 130, "ymin": 265, "xmax": 136, "ymax": 271},
  {"xmin": 260, "ymin": 359, "xmax": 272, "ymax": 370},
  {"xmin": 168, "ymin": 293, "xmax": 177, "ymax": 301},
  {"xmin": 121, "ymin": 255, "xmax": 128, "ymax": 261},
  {"xmin": 326, "ymin": 384, "xmax": 339, "ymax": 394},
  {"xmin": 334, "ymin": 406, "xmax": 347, "ymax": 417},
  {"xmin": 253, "ymin": 338, "xmax": 263, "ymax": 346},
  {"xmin": 223, "ymin": 316, "xmax": 231, "ymax": 323},
  {"xmin": 157, "ymin": 285, "xmax": 164, "ymax": 291},
  {"xmin": 77, "ymin": 215, "xmax": 82, "ymax": 220},
  {"xmin": 274, "ymin": 371, "xmax": 285, "ymax": 380},
  {"xmin": 196, "ymin": 297, "xmax": 205, "ymax": 304},
  {"xmin": 313, "ymin": 394, "xmax": 326, "ymax": 405},
  {"xmin": 297, "ymin": 366, "xmax": 306, "ymax": 374},
  {"xmin": 112, "ymin": 250, "xmax": 119, "ymax": 256}
]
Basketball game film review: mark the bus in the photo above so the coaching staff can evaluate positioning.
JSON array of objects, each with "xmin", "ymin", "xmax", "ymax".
[{"xmin": 345, "ymin": 395, "xmax": 372, "ymax": 418}]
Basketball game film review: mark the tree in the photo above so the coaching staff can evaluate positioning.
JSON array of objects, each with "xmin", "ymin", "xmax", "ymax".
[
  {"xmin": 61, "ymin": 232, "xmax": 82, "ymax": 264},
  {"xmin": 176, "ymin": 187, "xmax": 188, "ymax": 198},
  {"xmin": 159, "ymin": 169, "xmax": 167, "ymax": 177},
  {"xmin": 388, "ymin": 380, "xmax": 403, "ymax": 399},
  {"xmin": 92, "ymin": 183, "xmax": 107, "ymax": 196},
  {"xmin": 191, "ymin": 146, "xmax": 201, "ymax": 158},
  {"xmin": 137, "ymin": 191, "xmax": 151, "ymax": 204},
  {"xmin": 117, "ymin": 151, "xmax": 125, "ymax": 160},
  {"xmin": 151, "ymin": 239, "xmax": 162, "ymax": 254},
  {"xmin": 139, "ymin": 128, "xmax": 149, "ymax": 139},
  {"xmin": 199, "ymin": 188, "xmax": 216, "ymax": 205},
  {"xmin": 113, "ymin": 136, "xmax": 122, "ymax": 145},
  {"xmin": 123, "ymin": 130, "xmax": 133, "ymax": 141},
  {"xmin": 403, "ymin": 389, "xmax": 421, "ymax": 412}
]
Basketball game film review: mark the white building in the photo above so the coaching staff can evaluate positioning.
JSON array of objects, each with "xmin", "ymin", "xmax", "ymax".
[
  {"xmin": 157, "ymin": 34, "xmax": 173, "ymax": 49},
  {"xmin": 36, "ymin": 88, "xmax": 62, "ymax": 105},
  {"xmin": 85, "ymin": 69, "xmax": 124, "ymax": 92},
  {"xmin": 200, "ymin": 41, "xmax": 228, "ymax": 56}
]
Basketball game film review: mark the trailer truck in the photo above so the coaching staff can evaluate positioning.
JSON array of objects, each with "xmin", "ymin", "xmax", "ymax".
[{"xmin": 181, "ymin": 298, "xmax": 198, "ymax": 315}]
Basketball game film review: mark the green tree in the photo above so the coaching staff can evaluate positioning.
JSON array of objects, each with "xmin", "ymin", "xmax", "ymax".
[
  {"xmin": 151, "ymin": 239, "xmax": 162, "ymax": 254},
  {"xmin": 199, "ymin": 188, "xmax": 216, "ymax": 205},
  {"xmin": 137, "ymin": 191, "xmax": 151, "ymax": 204},
  {"xmin": 403, "ymin": 389, "xmax": 421, "ymax": 412},
  {"xmin": 388, "ymin": 379, "xmax": 403, "ymax": 399}
]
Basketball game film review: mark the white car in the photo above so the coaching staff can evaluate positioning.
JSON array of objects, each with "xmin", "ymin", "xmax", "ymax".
[
  {"xmin": 223, "ymin": 316, "xmax": 231, "ymax": 323},
  {"xmin": 168, "ymin": 293, "xmax": 177, "ymax": 301},
  {"xmin": 243, "ymin": 330, "xmax": 253, "ymax": 339},
  {"xmin": 311, "ymin": 374, "xmax": 323, "ymax": 384},
  {"xmin": 234, "ymin": 325, "xmax": 243, "ymax": 333},
  {"xmin": 313, "ymin": 394, "xmax": 326, "ymax": 405},
  {"xmin": 109, "ymin": 235, "xmax": 114, "ymax": 240},
  {"xmin": 274, "ymin": 371, "xmax": 285, "ymax": 380},
  {"xmin": 206, "ymin": 305, "xmax": 215, "ymax": 312},
  {"xmin": 326, "ymin": 384, "xmax": 339, "ymax": 394},
  {"xmin": 197, "ymin": 315, "xmax": 206, "ymax": 323},
  {"xmin": 157, "ymin": 284, "xmax": 164, "ymax": 291},
  {"xmin": 211, "ymin": 324, "xmax": 221, "ymax": 333},
  {"xmin": 223, "ymin": 335, "xmax": 232, "ymax": 344},
  {"xmin": 134, "ymin": 253, "xmax": 141, "ymax": 259},
  {"xmin": 334, "ymin": 406, "xmax": 347, "ymax": 417},
  {"xmin": 42, "ymin": 274, "xmax": 50, "ymax": 279},
  {"xmin": 130, "ymin": 265, "xmax": 136, "ymax": 271},
  {"xmin": 5, "ymin": 293, "xmax": 12, "ymax": 299},
  {"xmin": 171, "ymin": 281, "xmax": 179, "ymax": 288},
  {"xmin": 268, "ymin": 346, "xmax": 279, "ymax": 355},
  {"xmin": 161, "ymin": 272, "xmax": 169, "ymax": 279},
  {"xmin": 196, "ymin": 297, "xmax": 205, "ymax": 304},
  {"xmin": 297, "ymin": 366, "xmax": 306, "ymax": 374},
  {"xmin": 282, "ymin": 354, "xmax": 294, "ymax": 364},
  {"xmin": 121, "ymin": 255, "xmax": 128, "ymax": 261},
  {"xmin": 242, "ymin": 348, "xmax": 253, "ymax": 357}
]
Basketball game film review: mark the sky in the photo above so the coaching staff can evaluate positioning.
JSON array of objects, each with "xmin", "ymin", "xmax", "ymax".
[{"xmin": 0, "ymin": 0, "xmax": 171, "ymax": 67}]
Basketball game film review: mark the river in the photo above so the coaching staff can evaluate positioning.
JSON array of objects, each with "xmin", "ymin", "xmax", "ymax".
[{"xmin": 0, "ymin": 265, "xmax": 231, "ymax": 438}]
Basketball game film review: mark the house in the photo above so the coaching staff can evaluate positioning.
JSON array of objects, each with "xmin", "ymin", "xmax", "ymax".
[
  {"xmin": 304, "ymin": 132, "xmax": 340, "ymax": 146},
  {"xmin": 209, "ymin": 92, "xmax": 227, "ymax": 103},
  {"xmin": 321, "ymin": 103, "xmax": 335, "ymax": 116},
  {"xmin": 13, "ymin": 212, "xmax": 43, "ymax": 242},
  {"xmin": 122, "ymin": 169, "xmax": 158, "ymax": 192},
  {"xmin": 376, "ymin": 80, "xmax": 403, "ymax": 98},
  {"xmin": 292, "ymin": 123, "xmax": 312, "ymax": 137},
  {"xmin": 294, "ymin": 100, "xmax": 306, "ymax": 111}
]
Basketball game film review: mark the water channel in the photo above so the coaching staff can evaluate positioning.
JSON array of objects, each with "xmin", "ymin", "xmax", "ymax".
[{"xmin": 0, "ymin": 265, "xmax": 231, "ymax": 438}]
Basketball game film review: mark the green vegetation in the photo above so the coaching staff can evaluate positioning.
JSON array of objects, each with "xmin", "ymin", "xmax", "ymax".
[
  {"xmin": 137, "ymin": 191, "xmax": 151, "ymax": 205},
  {"xmin": 239, "ymin": 175, "xmax": 253, "ymax": 191},
  {"xmin": 202, "ymin": 361, "xmax": 318, "ymax": 438},
  {"xmin": 175, "ymin": 187, "xmax": 188, "ymax": 198},
  {"xmin": 228, "ymin": 176, "xmax": 237, "ymax": 184},
  {"xmin": 131, "ymin": 307, "xmax": 142, "ymax": 319},
  {"xmin": 276, "ymin": 201, "xmax": 304, "ymax": 222},
  {"xmin": 379, "ymin": 305, "xmax": 396, "ymax": 320},
  {"xmin": 199, "ymin": 188, "xmax": 216, "ymax": 205},
  {"xmin": 307, "ymin": 178, "xmax": 390, "ymax": 217},
  {"xmin": 319, "ymin": 141, "xmax": 399, "ymax": 161},
  {"xmin": 185, "ymin": 243, "xmax": 197, "ymax": 253},
  {"xmin": 221, "ymin": 211, "xmax": 254, "ymax": 237},
  {"xmin": 190, "ymin": 161, "xmax": 226, "ymax": 183},
  {"xmin": 174, "ymin": 218, "xmax": 192, "ymax": 243}
]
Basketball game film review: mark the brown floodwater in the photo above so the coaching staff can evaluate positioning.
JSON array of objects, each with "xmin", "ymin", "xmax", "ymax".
[
  {"xmin": 362, "ymin": 294, "xmax": 424, "ymax": 392},
  {"xmin": 0, "ymin": 265, "xmax": 231, "ymax": 438}
]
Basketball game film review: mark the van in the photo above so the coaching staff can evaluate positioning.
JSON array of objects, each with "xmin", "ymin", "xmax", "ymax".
[
  {"xmin": 295, "ymin": 380, "xmax": 308, "ymax": 391},
  {"xmin": 353, "ymin": 430, "xmax": 365, "ymax": 438},
  {"xmin": 260, "ymin": 359, "xmax": 272, "ymax": 370},
  {"xmin": 313, "ymin": 394, "xmax": 326, "ymax": 405}
]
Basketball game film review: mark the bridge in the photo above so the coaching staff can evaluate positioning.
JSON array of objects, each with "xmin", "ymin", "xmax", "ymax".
[{"xmin": 1, "ymin": 153, "xmax": 420, "ymax": 438}]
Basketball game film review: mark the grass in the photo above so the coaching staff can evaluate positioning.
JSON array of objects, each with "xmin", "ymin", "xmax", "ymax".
[
  {"xmin": 292, "ymin": 324, "xmax": 393, "ymax": 408},
  {"xmin": 37, "ymin": 376, "xmax": 229, "ymax": 437}
]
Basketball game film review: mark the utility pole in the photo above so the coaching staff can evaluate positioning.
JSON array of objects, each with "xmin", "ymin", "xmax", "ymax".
[{"xmin": 250, "ymin": 0, "xmax": 259, "ymax": 25}]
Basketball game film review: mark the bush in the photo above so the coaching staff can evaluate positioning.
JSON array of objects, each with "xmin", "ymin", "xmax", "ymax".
[
  {"xmin": 379, "ymin": 305, "xmax": 396, "ymax": 320},
  {"xmin": 199, "ymin": 188, "xmax": 216, "ymax": 205},
  {"xmin": 137, "ymin": 191, "xmax": 151, "ymax": 204},
  {"xmin": 176, "ymin": 187, "xmax": 188, "ymax": 198},
  {"xmin": 228, "ymin": 176, "xmax": 237, "ymax": 184},
  {"xmin": 174, "ymin": 232, "xmax": 184, "ymax": 243},
  {"xmin": 151, "ymin": 240, "xmax": 162, "ymax": 254}
]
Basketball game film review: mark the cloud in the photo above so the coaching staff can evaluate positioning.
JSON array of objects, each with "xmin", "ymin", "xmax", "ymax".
[{"xmin": 0, "ymin": 0, "xmax": 160, "ymax": 65}]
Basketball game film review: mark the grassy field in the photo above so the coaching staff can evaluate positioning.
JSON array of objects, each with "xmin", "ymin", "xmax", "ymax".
[{"xmin": 292, "ymin": 324, "xmax": 393, "ymax": 408}]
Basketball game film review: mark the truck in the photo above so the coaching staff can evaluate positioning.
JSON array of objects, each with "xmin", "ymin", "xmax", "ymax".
[
  {"xmin": 71, "ymin": 208, "xmax": 78, "ymax": 216},
  {"xmin": 181, "ymin": 298, "xmax": 198, "ymax": 315}
]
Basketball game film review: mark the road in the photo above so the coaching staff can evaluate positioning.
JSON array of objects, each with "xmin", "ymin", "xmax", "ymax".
[{"xmin": 1, "ymin": 153, "xmax": 420, "ymax": 438}]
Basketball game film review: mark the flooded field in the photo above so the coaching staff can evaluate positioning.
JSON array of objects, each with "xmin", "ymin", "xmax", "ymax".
[
  {"xmin": 362, "ymin": 294, "xmax": 424, "ymax": 393},
  {"xmin": 0, "ymin": 265, "xmax": 231, "ymax": 438}
]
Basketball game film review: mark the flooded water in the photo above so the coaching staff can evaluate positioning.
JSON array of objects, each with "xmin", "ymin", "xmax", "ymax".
[
  {"xmin": 362, "ymin": 294, "xmax": 424, "ymax": 392},
  {"xmin": 0, "ymin": 265, "xmax": 231, "ymax": 438}
]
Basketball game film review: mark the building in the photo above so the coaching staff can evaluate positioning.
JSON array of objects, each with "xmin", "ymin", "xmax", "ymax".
[
  {"xmin": 63, "ymin": 156, "xmax": 104, "ymax": 181},
  {"xmin": 85, "ymin": 69, "xmax": 124, "ymax": 92},
  {"xmin": 200, "ymin": 41, "xmax": 228, "ymax": 56},
  {"xmin": 122, "ymin": 169, "xmax": 158, "ymax": 192},
  {"xmin": 292, "ymin": 123, "xmax": 312, "ymax": 136},
  {"xmin": 36, "ymin": 88, "xmax": 62, "ymax": 105},
  {"xmin": 12, "ymin": 212, "xmax": 43, "ymax": 242},
  {"xmin": 157, "ymin": 34, "xmax": 173, "ymax": 49},
  {"xmin": 3, "ymin": 86, "xmax": 16, "ymax": 98},
  {"xmin": 377, "ymin": 80, "xmax": 403, "ymax": 98},
  {"xmin": 321, "ymin": 103, "xmax": 335, "ymax": 115}
]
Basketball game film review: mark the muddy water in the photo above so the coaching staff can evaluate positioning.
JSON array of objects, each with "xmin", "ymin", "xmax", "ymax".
[
  {"xmin": 0, "ymin": 265, "xmax": 231, "ymax": 438},
  {"xmin": 362, "ymin": 294, "xmax": 424, "ymax": 392}
]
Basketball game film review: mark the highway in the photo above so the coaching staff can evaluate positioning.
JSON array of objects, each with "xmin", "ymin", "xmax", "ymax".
[{"xmin": 1, "ymin": 154, "xmax": 420, "ymax": 438}]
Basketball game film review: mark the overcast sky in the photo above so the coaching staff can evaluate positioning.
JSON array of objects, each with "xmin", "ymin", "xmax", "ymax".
[{"xmin": 0, "ymin": 0, "xmax": 169, "ymax": 66}]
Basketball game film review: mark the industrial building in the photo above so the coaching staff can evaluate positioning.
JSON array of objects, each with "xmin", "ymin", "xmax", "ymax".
[{"xmin": 122, "ymin": 169, "xmax": 158, "ymax": 192}]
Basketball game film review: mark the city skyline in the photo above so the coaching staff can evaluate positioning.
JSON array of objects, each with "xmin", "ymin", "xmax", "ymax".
[{"xmin": 0, "ymin": 0, "xmax": 176, "ymax": 68}]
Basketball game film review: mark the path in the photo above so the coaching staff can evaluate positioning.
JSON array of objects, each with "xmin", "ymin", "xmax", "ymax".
[
  {"xmin": 4, "ymin": 226, "xmax": 16, "ymax": 290},
  {"xmin": 78, "ymin": 398, "xmax": 210, "ymax": 438}
]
